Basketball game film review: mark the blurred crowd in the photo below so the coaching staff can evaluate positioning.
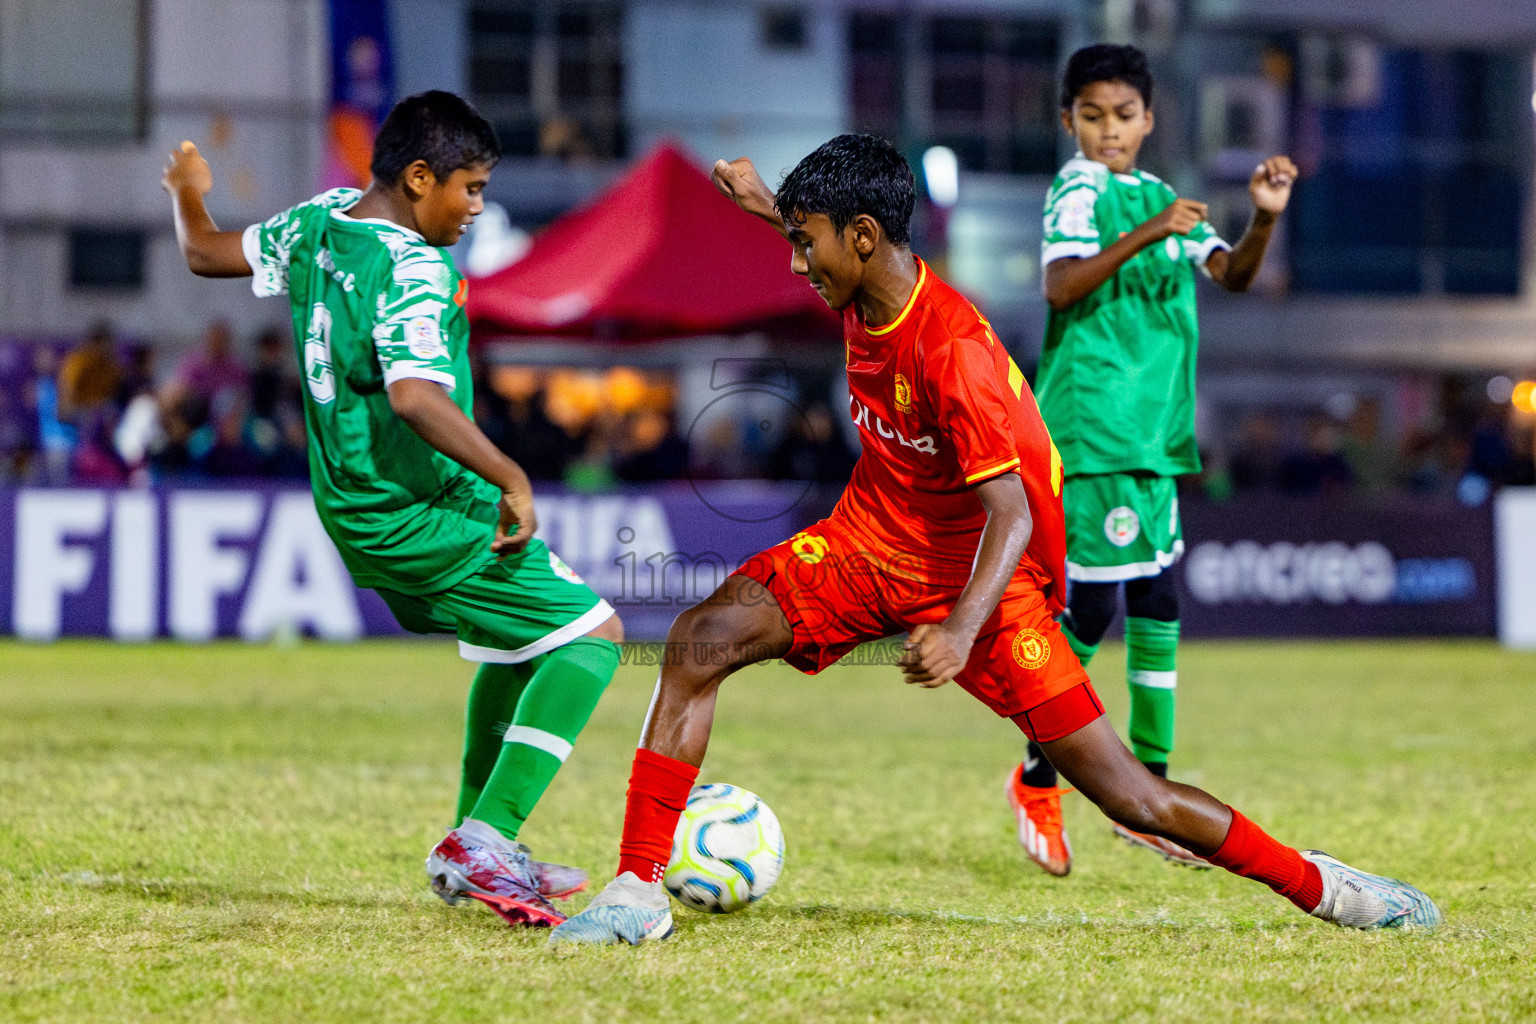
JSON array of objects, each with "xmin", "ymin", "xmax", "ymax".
[
  {"xmin": 3, "ymin": 323, "xmax": 1532, "ymax": 504},
  {"xmin": 471, "ymin": 360, "xmax": 857, "ymax": 489},
  {"xmin": 0, "ymin": 323, "xmax": 860, "ymax": 490},
  {"xmin": 1199, "ymin": 386, "xmax": 1536, "ymax": 505},
  {"xmin": 0, "ymin": 321, "xmax": 307, "ymax": 486}
]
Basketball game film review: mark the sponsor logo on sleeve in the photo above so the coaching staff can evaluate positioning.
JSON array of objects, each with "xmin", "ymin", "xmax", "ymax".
[{"xmin": 404, "ymin": 316, "xmax": 448, "ymax": 360}]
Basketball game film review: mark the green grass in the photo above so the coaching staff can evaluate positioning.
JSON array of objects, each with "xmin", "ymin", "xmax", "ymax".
[{"xmin": 1, "ymin": 638, "xmax": 1533, "ymax": 1022}]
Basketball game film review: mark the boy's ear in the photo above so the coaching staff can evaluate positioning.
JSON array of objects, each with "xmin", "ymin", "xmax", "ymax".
[
  {"xmin": 1059, "ymin": 107, "xmax": 1076, "ymax": 137},
  {"xmin": 851, "ymin": 213, "xmax": 881, "ymax": 259},
  {"xmin": 1143, "ymin": 105, "xmax": 1155, "ymax": 135},
  {"xmin": 400, "ymin": 159, "xmax": 438, "ymax": 200}
]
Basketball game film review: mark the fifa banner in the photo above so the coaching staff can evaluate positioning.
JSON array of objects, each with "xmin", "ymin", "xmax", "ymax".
[
  {"xmin": 1174, "ymin": 495, "xmax": 1495, "ymax": 637},
  {"xmin": 0, "ymin": 486, "xmax": 1497, "ymax": 642},
  {"xmin": 0, "ymin": 484, "xmax": 830, "ymax": 642}
]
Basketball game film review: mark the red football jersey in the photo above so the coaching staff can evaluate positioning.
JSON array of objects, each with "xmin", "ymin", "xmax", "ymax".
[{"xmin": 830, "ymin": 258, "xmax": 1068, "ymax": 611}]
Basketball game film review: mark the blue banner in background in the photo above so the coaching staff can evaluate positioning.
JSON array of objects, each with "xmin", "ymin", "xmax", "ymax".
[{"xmin": 324, "ymin": 0, "xmax": 394, "ymax": 189}]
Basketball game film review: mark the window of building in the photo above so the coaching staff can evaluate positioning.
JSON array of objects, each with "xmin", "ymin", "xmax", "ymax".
[
  {"xmin": 468, "ymin": 1, "xmax": 626, "ymax": 159},
  {"xmin": 760, "ymin": 8, "xmax": 808, "ymax": 52},
  {"xmin": 0, "ymin": 0, "xmax": 146, "ymax": 141},
  {"xmin": 1287, "ymin": 42, "xmax": 1527, "ymax": 295},
  {"xmin": 69, "ymin": 228, "xmax": 145, "ymax": 291},
  {"xmin": 847, "ymin": 12, "xmax": 1059, "ymax": 174}
]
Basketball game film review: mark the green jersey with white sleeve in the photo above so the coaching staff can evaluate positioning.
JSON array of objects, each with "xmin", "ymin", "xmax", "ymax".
[
  {"xmin": 242, "ymin": 188, "xmax": 499, "ymax": 596},
  {"xmin": 1033, "ymin": 156, "xmax": 1228, "ymax": 478}
]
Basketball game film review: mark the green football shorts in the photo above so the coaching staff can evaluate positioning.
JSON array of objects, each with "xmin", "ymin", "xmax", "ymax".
[
  {"xmin": 1062, "ymin": 472, "xmax": 1183, "ymax": 583},
  {"xmin": 375, "ymin": 538, "xmax": 614, "ymax": 663}
]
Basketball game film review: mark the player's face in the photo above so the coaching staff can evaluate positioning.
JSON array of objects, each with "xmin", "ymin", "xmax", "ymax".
[
  {"xmin": 415, "ymin": 163, "xmax": 492, "ymax": 247},
  {"xmin": 1063, "ymin": 80, "xmax": 1153, "ymax": 174},
  {"xmin": 785, "ymin": 212, "xmax": 863, "ymax": 311}
]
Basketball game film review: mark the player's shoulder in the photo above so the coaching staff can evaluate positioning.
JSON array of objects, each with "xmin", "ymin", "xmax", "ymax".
[
  {"xmin": 386, "ymin": 235, "xmax": 456, "ymax": 295},
  {"xmin": 1130, "ymin": 168, "xmax": 1176, "ymax": 197},
  {"xmin": 914, "ymin": 272, "xmax": 996, "ymax": 361},
  {"xmin": 1048, "ymin": 156, "xmax": 1110, "ymax": 197}
]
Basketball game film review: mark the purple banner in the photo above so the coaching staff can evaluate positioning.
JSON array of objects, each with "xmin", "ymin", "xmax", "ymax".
[
  {"xmin": 0, "ymin": 486, "xmax": 1493, "ymax": 642},
  {"xmin": 1174, "ymin": 495, "xmax": 1496, "ymax": 637},
  {"xmin": 0, "ymin": 483, "xmax": 831, "ymax": 642}
]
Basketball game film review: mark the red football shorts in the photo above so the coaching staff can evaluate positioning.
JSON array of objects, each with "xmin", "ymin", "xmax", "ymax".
[{"xmin": 734, "ymin": 518, "xmax": 1097, "ymax": 737}]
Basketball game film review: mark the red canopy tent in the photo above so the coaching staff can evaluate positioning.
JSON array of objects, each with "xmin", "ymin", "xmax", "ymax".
[{"xmin": 467, "ymin": 143, "xmax": 840, "ymax": 341}]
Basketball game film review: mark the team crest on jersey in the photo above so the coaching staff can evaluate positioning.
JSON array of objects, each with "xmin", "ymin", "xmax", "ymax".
[
  {"xmin": 1011, "ymin": 628, "xmax": 1050, "ymax": 670},
  {"xmin": 893, "ymin": 373, "xmax": 913, "ymax": 414},
  {"xmin": 1104, "ymin": 506, "xmax": 1141, "ymax": 547},
  {"xmin": 405, "ymin": 316, "xmax": 448, "ymax": 360},
  {"xmin": 790, "ymin": 531, "xmax": 829, "ymax": 565},
  {"xmin": 548, "ymin": 551, "xmax": 584, "ymax": 584}
]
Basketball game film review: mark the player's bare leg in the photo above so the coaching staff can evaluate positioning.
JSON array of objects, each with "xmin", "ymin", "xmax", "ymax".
[
  {"xmin": 1041, "ymin": 716, "xmax": 1442, "ymax": 929},
  {"xmin": 551, "ymin": 576, "xmax": 793, "ymax": 945}
]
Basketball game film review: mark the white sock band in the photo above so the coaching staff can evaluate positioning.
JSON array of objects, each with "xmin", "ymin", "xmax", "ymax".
[
  {"xmin": 1128, "ymin": 670, "xmax": 1177, "ymax": 690},
  {"xmin": 503, "ymin": 725, "xmax": 574, "ymax": 762}
]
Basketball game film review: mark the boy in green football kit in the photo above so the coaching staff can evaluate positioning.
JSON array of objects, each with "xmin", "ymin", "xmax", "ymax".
[
  {"xmin": 1006, "ymin": 45, "xmax": 1297, "ymax": 875},
  {"xmin": 164, "ymin": 91, "xmax": 622, "ymax": 928}
]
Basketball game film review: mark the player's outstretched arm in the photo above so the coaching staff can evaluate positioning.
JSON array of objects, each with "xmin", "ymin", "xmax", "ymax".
[
  {"xmin": 162, "ymin": 141, "xmax": 251, "ymax": 278},
  {"xmin": 1205, "ymin": 155, "xmax": 1297, "ymax": 293},
  {"xmin": 1044, "ymin": 197, "xmax": 1208, "ymax": 310},
  {"xmin": 712, "ymin": 157, "xmax": 787, "ymax": 237},
  {"xmin": 387, "ymin": 378, "xmax": 537, "ymax": 555},
  {"xmin": 901, "ymin": 472, "xmax": 1033, "ymax": 688}
]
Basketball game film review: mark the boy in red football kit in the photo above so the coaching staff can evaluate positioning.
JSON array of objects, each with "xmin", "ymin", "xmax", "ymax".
[{"xmin": 550, "ymin": 135, "xmax": 1440, "ymax": 945}]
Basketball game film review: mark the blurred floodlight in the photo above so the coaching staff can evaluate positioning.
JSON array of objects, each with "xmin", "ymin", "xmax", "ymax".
[
  {"xmin": 922, "ymin": 146, "xmax": 960, "ymax": 208},
  {"xmin": 1512, "ymin": 381, "xmax": 1536, "ymax": 413},
  {"xmin": 466, "ymin": 202, "xmax": 531, "ymax": 277},
  {"xmin": 1487, "ymin": 375, "xmax": 1515, "ymax": 403}
]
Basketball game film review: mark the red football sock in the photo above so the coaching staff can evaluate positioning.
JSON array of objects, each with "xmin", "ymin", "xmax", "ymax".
[
  {"xmin": 1207, "ymin": 807, "xmax": 1324, "ymax": 913},
  {"xmin": 616, "ymin": 748, "xmax": 699, "ymax": 884}
]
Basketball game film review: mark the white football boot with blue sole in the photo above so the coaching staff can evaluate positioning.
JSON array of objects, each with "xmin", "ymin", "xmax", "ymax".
[
  {"xmin": 1302, "ymin": 850, "xmax": 1443, "ymax": 929},
  {"xmin": 548, "ymin": 871, "xmax": 674, "ymax": 946}
]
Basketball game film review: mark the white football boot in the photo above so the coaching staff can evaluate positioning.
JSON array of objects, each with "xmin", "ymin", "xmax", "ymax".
[
  {"xmin": 1302, "ymin": 850, "xmax": 1444, "ymax": 929},
  {"xmin": 547, "ymin": 871, "xmax": 674, "ymax": 946}
]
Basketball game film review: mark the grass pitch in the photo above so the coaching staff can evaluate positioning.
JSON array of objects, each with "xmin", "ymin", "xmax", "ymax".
[{"xmin": 1, "ymin": 638, "xmax": 1533, "ymax": 1023}]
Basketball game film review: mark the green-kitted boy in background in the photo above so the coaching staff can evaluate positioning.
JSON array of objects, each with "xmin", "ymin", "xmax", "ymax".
[{"xmin": 1006, "ymin": 44, "xmax": 1296, "ymax": 876}]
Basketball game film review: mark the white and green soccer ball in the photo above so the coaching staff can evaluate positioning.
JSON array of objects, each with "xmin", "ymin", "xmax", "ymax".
[{"xmin": 664, "ymin": 783, "xmax": 785, "ymax": 914}]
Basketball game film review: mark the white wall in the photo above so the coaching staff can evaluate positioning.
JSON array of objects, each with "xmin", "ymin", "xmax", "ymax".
[
  {"xmin": 626, "ymin": 0, "xmax": 848, "ymax": 185},
  {"xmin": 0, "ymin": 0, "xmax": 326, "ymax": 340}
]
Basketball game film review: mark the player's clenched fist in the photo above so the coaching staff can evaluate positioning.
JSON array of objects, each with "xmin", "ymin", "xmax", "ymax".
[
  {"xmin": 1249, "ymin": 155, "xmax": 1298, "ymax": 214},
  {"xmin": 1143, "ymin": 197, "xmax": 1208, "ymax": 241},
  {"xmin": 900, "ymin": 622, "xmax": 971, "ymax": 689},
  {"xmin": 161, "ymin": 140, "xmax": 213, "ymax": 197},
  {"xmin": 712, "ymin": 157, "xmax": 778, "ymax": 223}
]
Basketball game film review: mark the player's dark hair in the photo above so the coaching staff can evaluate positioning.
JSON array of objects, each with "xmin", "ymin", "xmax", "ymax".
[
  {"xmin": 774, "ymin": 134, "xmax": 915, "ymax": 247},
  {"xmin": 1060, "ymin": 44, "xmax": 1153, "ymax": 110},
  {"xmin": 370, "ymin": 90, "xmax": 500, "ymax": 186}
]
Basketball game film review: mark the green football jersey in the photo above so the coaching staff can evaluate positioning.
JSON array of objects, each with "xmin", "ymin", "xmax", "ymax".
[
  {"xmin": 243, "ymin": 188, "xmax": 499, "ymax": 596},
  {"xmin": 1034, "ymin": 155, "xmax": 1228, "ymax": 477}
]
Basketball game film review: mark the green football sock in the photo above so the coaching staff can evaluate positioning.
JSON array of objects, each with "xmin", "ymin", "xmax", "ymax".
[
  {"xmin": 455, "ymin": 662, "xmax": 535, "ymax": 826},
  {"xmin": 469, "ymin": 637, "xmax": 619, "ymax": 841},
  {"xmin": 1061, "ymin": 619, "xmax": 1100, "ymax": 667},
  {"xmin": 1125, "ymin": 616, "xmax": 1179, "ymax": 766}
]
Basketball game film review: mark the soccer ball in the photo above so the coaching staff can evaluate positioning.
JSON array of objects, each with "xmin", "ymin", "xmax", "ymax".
[{"xmin": 664, "ymin": 783, "xmax": 784, "ymax": 914}]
